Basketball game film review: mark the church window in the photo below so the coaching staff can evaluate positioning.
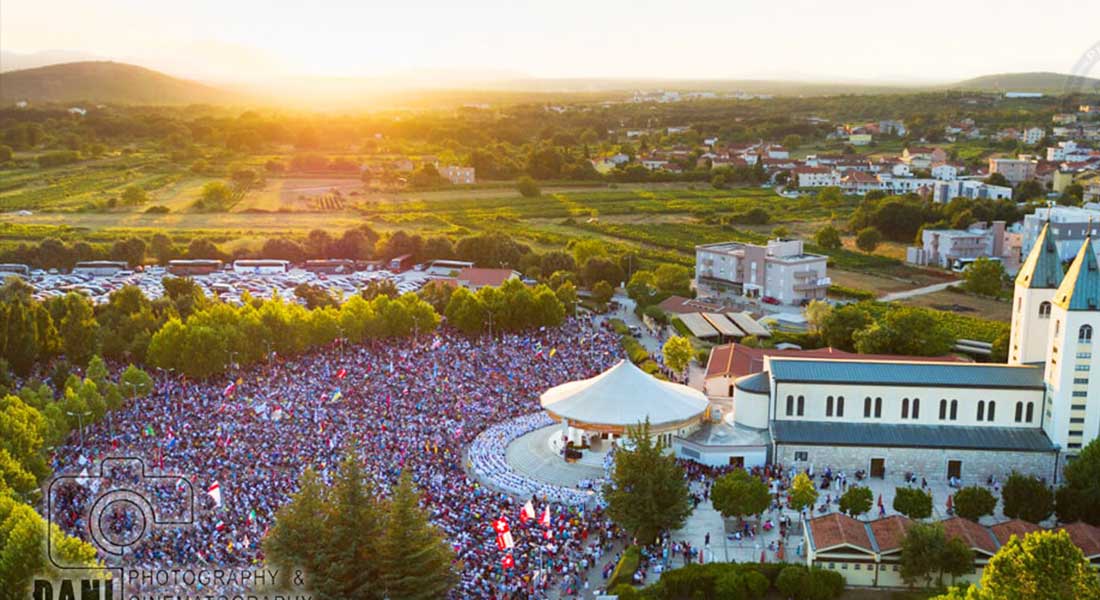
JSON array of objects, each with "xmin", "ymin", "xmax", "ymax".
[
  {"xmin": 786, "ymin": 395, "xmax": 794, "ymax": 416},
  {"xmin": 874, "ymin": 397, "xmax": 882, "ymax": 418},
  {"xmin": 1039, "ymin": 301, "xmax": 1052, "ymax": 319},
  {"xmin": 950, "ymin": 400, "xmax": 958, "ymax": 420},
  {"xmin": 797, "ymin": 396, "xmax": 805, "ymax": 416},
  {"xmin": 1026, "ymin": 402, "xmax": 1034, "ymax": 423},
  {"xmin": 977, "ymin": 400, "xmax": 985, "ymax": 421},
  {"xmin": 912, "ymin": 398, "xmax": 920, "ymax": 419},
  {"xmin": 826, "ymin": 396, "xmax": 834, "ymax": 417},
  {"xmin": 939, "ymin": 399, "xmax": 947, "ymax": 420},
  {"xmin": 901, "ymin": 398, "xmax": 909, "ymax": 419},
  {"xmin": 1079, "ymin": 325, "xmax": 1093, "ymax": 343},
  {"xmin": 988, "ymin": 401, "xmax": 996, "ymax": 421},
  {"xmin": 1015, "ymin": 402, "xmax": 1023, "ymax": 422},
  {"xmin": 836, "ymin": 396, "xmax": 844, "ymax": 417},
  {"xmin": 864, "ymin": 397, "xmax": 872, "ymax": 418}
]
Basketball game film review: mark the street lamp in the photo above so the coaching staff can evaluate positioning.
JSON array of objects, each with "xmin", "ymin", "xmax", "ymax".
[{"xmin": 66, "ymin": 410, "xmax": 92, "ymax": 448}]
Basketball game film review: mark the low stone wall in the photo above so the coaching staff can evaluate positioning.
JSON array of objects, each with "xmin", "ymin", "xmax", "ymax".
[{"xmin": 774, "ymin": 443, "xmax": 1057, "ymax": 484}]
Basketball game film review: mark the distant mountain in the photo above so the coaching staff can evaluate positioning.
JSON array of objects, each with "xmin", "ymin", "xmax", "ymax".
[
  {"xmin": 0, "ymin": 49, "xmax": 102, "ymax": 72},
  {"xmin": 0, "ymin": 61, "xmax": 238, "ymax": 105},
  {"xmin": 947, "ymin": 71, "xmax": 1100, "ymax": 94}
]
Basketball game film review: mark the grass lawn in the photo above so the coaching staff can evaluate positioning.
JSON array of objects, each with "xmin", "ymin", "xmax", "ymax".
[{"xmin": 896, "ymin": 288, "xmax": 1012, "ymax": 322}]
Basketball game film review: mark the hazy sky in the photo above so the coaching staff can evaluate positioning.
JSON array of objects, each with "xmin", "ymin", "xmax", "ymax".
[{"xmin": 2, "ymin": 0, "xmax": 1097, "ymax": 83}]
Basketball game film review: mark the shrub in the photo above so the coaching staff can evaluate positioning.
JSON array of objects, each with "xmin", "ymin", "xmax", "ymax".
[
  {"xmin": 856, "ymin": 227, "xmax": 882, "ymax": 252},
  {"xmin": 827, "ymin": 284, "xmax": 875, "ymax": 301},
  {"xmin": 37, "ymin": 150, "xmax": 81, "ymax": 168},
  {"xmin": 953, "ymin": 486, "xmax": 997, "ymax": 522},
  {"xmin": 776, "ymin": 565, "xmax": 807, "ymax": 598},
  {"xmin": 607, "ymin": 546, "xmax": 641, "ymax": 590},
  {"xmin": 144, "ymin": 205, "xmax": 170, "ymax": 214},
  {"xmin": 517, "ymin": 175, "xmax": 541, "ymax": 197}
]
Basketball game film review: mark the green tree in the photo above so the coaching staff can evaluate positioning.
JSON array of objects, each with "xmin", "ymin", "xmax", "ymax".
[
  {"xmin": 853, "ymin": 307, "xmax": 954, "ymax": 356},
  {"xmin": 592, "ymin": 280, "xmax": 614, "ymax": 305},
  {"xmin": 120, "ymin": 185, "xmax": 148, "ymax": 206},
  {"xmin": 554, "ymin": 281, "xmax": 578, "ymax": 315},
  {"xmin": 839, "ymin": 486, "xmax": 873, "ymax": 518},
  {"xmin": 572, "ymin": 239, "xmax": 607, "ymax": 267},
  {"xmin": 855, "ymin": 227, "xmax": 882, "ymax": 252},
  {"xmin": 953, "ymin": 486, "xmax": 996, "ymax": 522},
  {"xmin": 711, "ymin": 470, "xmax": 771, "ymax": 521},
  {"xmin": 316, "ymin": 452, "xmax": 384, "ymax": 599},
  {"xmin": 516, "ymin": 175, "xmax": 541, "ymax": 197},
  {"xmin": 789, "ymin": 472, "xmax": 818, "ymax": 516},
  {"xmin": 604, "ymin": 419, "xmax": 693, "ymax": 543},
  {"xmin": 1002, "ymin": 472, "xmax": 1054, "ymax": 523},
  {"xmin": 264, "ymin": 468, "xmax": 328, "ymax": 590},
  {"xmin": 814, "ymin": 225, "xmax": 843, "ymax": 249},
  {"xmin": 901, "ymin": 522, "xmax": 974, "ymax": 588},
  {"xmin": 1056, "ymin": 437, "xmax": 1100, "ymax": 525},
  {"xmin": 962, "ymin": 258, "xmax": 1005, "ymax": 297},
  {"xmin": 819, "ymin": 304, "xmax": 872, "ymax": 351},
  {"xmin": 378, "ymin": 472, "xmax": 458, "ymax": 599},
  {"xmin": 893, "ymin": 487, "xmax": 933, "ymax": 519},
  {"xmin": 804, "ymin": 300, "xmax": 833, "ymax": 333},
  {"xmin": 0, "ymin": 492, "xmax": 104, "ymax": 597},
  {"xmin": 653, "ymin": 264, "xmax": 691, "ymax": 294},
  {"xmin": 57, "ymin": 293, "xmax": 99, "ymax": 366},
  {"xmin": 818, "ymin": 186, "xmax": 843, "ymax": 206},
  {"xmin": 444, "ymin": 287, "xmax": 486, "ymax": 336},
  {"xmin": 936, "ymin": 530, "xmax": 1100, "ymax": 600},
  {"xmin": 662, "ymin": 336, "xmax": 694, "ymax": 374},
  {"xmin": 119, "ymin": 364, "xmax": 154, "ymax": 399}
]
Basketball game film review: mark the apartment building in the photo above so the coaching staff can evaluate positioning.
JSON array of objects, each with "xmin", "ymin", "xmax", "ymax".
[{"xmin": 695, "ymin": 239, "xmax": 830, "ymax": 305}]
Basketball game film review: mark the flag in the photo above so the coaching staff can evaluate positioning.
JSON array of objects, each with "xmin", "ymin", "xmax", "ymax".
[
  {"xmin": 431, "ymin": 337, "xmax": 443, "ymax": 350},
  {"xmin": 495, "ymin": 531, "xmax": 515, "ymax": 550},
  {"xmin": 144, "ymin": 424, "xmax": 154, "ymax": 437},
  {"xmin": 331, "ymin": 390, "xmax": 343, "ymax": 403},
  {"xmin": 248, "ymin": 509, "xmax": 257, "ymax": 525},
  {"xmin": 539, "ymin": 506, "xmax": 551, "ymax": 528},
  {"xmin": 543, "ymin": 529, "xmax": 553, "ymax": 540},
  {"xmin": 207, "ymin": 482, "xmax": 223, "ymax": 508},
  {"xmin": 549, "ymin": 347, "xmax": 557, "ymax": 358},
  {"xmin": 520, "ymin": 501, "xmax": 535, "ymax": 523},
  {"xmin": 336, "ymin": 368, "xmax": 347, "ymax": 380},
  {"xmin": 215, "ymin": 519, "xmax": 225, "ymax": 532},
  {"xmin": 492, "ymin": 518, "xmax": 510, "ymax": 535},
  {"xmin": 502, "ymin": 554, "xmax": 515, "ymax": 569},
  {"xmin": 223, "ymin": 382, "xmax": 236, "ymax": 397}
]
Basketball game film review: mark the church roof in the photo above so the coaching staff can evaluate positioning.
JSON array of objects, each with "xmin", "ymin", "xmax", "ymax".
[
  {"xmin": 771, "ymin": 421, "xmax": 1056, "ymax": 452},
  {"xmin": 1054, "ymin": 237, "xmax": 1100, "ymax": 311},
  {"xmin": 1015, "ymin": 222, "xmax": 1063, "ymax": 289},
  {"xmin": 539, "ymin": 359, "xmax": 708, "ymax": 427},
  {"xmin": 767, "ymin": 358, "xmax": 1045, "ymax": 390}
]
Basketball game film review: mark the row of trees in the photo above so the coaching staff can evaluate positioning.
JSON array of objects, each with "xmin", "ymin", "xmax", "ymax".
[{"xmin": 808, "ymin": 301, "xmax": 956, "ymax": 357}]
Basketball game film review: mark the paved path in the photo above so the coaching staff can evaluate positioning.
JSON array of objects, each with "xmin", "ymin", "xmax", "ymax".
[
  {"xmin": 505, "ymin": 425, "xmax": 605, "ymax": 488},
  {"xmin": 879, "ymin": 281, "xmax": 957, "ymax": 302}
]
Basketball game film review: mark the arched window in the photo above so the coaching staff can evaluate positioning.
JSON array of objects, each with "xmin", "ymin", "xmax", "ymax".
[
  {"xmin": 874, "ymin": 397, "xmax": 882, "ymax": 418},
  {"xmin": 1080, "ymin": 325, "xmax": 1093, "ymax": 343},
  {"xmin": 901, "ymin": 398, "xmax": 910, "ymax": 419},
  {"xmin": 826, "ymin": 396, "xmax": 834, "ymax": 417},
  {"xmin": 797, "ymin": 396, "xmax": 805, "ymax": 417},
  {"xmin": 939, "ymin": 399, "xmax": 947, "ymax": 420},
  {"xmin": 1015, "ymin": 402, "xmax": 1023, "ymax": 422},
  {"xmin": 837, "ymin": 396, "xmax": 845, "ymax": 417},
  {"xmin": 1026, "ymin": 402, "xmax": 1034, "ymax": 423},
  {"xmin": 977, "ymin": 400, "xmax": 985, "ymax": 422},
  {"xmin": 786, "ymin": 395, "xmax": 794, "ymax": 416},
  {"xmin": 912, "ymin": 398, "xmax": 920, "ymax": 419},
  {"xmin": 950, "ymin": 399, "xmax": 958, "ymax": 420},
  {"xmin": 864, "ymin": 397, "xmax": 872, "ymax": 418},
  {"xmin": 1039, "ymin": 301, "xmax": 1052, "ymax": 319},
  {"xmin": 988, "ymin": 401, "xmax": 996, "ymax": 421}
]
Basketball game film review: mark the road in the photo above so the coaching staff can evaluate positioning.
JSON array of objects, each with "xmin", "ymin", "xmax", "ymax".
[{"xmin": 878, "ymin": 281, "xmax": 957, "ymax": 302}]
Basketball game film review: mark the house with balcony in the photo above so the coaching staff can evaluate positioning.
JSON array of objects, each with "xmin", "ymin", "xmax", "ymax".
[{"xmin": 695, "ymin": 239, "xmax": 829, "ymax": 305}]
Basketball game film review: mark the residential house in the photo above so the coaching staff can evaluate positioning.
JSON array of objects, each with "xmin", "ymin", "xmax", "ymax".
[
  {"xmin": 695, "ymin": 239, "xmax": 829, "ymax": 305},
  {"xmin": 792, "ymin": 166, "xmax": 840, "ymax": 188},
  {"xmin": 989, "ymin": 157, "xmax": 1038, "ymax": 183},
  {"xmin": 437, "ymin": 165, "xmax": 476, "ymax": 185}
]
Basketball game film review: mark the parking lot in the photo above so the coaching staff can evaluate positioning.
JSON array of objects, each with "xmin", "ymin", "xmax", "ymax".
[{"xmin": 12, "ymin": 265, "xmax": 443, "ymax": 305}]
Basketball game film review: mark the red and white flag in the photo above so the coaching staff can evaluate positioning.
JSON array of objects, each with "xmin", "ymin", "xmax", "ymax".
[
  {"xmin": 223, "ymin": 382, "xmax": 236, "ymax": 397},
  {"xmin": 539, "ymin": 506, "xmax": 551, "ymax": 528},
  {"xmin": 336, "ymin": 368, "xmax": 347, "ymax": 380},
  {"xmin": 215, "ymin": 519, "xmax": 226, "ymax": 532},
  {"xmin": 495, "ymin": 531, "xmax": 515, "ymax": 550},
  {"xmin": 207, "ymin": 482, "xmax": 223, "ymax": 508},
  {"xmin": 543, "ymin": 529, "xmax": 553, "ymax": 540},
  {"xmin": 520, "ymin": 500, "xmax": 536, "ymax": 523},
  {"xmin": 502, "ymin": 554, "xmax": 515, "ymax": 569},
  {"xmin": 492, "ymin": 517, "xmax": 510, "ymax": 535}
]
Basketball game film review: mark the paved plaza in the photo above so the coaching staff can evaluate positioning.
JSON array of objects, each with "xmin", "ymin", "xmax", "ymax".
[{"xmin": 506, "ymin": 424, "xmax": 606, "ymax": 488}]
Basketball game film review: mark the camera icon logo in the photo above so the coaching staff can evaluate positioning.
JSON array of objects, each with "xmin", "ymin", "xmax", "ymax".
[{"xmin": 46, "ymin": 457, "xmax": 194, "ymax": 579}]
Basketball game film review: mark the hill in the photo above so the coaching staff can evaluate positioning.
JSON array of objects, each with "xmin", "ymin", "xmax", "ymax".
[
  {"xmin": 947, "ymin": 71, "xmax": 1100, "ymax": 94},
  {"xmin": 0, "ymin": 61, "xmax": 237, "ymax": 105}
]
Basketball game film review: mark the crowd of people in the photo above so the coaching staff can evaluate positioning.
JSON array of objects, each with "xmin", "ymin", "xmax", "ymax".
[{"xmin": 46, "ymin": 316, "xmax": 632, "ymax": 598}]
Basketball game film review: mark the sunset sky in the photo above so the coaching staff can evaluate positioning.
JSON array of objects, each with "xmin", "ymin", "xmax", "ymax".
[{"xmin": 2, "ymin": 0, "xmax": 1096, "ymax": 83}]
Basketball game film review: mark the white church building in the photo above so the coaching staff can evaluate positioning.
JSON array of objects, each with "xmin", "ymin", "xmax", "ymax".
[{"xmin": 686, "ymin": 222, "xmax": 1098, "ymax": 482}]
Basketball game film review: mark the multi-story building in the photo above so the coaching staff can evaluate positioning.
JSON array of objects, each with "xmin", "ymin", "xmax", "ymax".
[
  {"xmin": 1020, "ymin": 204, "xmax": 1100, "ymax": 259},
  {"xmin": 912, "ymin": 222, "xmax": 1007, "ymax": 270},
  {"xmin": 694, "ymin": 239, "xmax": 829, "ymax": 305},
  {"xmin": 1023, "ymin": 127, "xmax": 1046, "ymax": 145},
  {"xmin": 931, "ymin": 179, "xmax": 1013, "ymax": 203},
  {"xmin": 791, "ymin": 166, "xmax": 840, "ymax": 188},
  {"xmin": 989, "ymin": 157, "xmax": 1038, "ymax": 183}
]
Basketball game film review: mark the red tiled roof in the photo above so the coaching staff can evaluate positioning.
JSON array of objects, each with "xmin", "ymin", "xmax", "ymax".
[
  {"xmin": 705, "ymin": 343, "xmax": 968, "ymax": 379},
  {"xmin": 942, "ymin": 516, "xmax": 998, "ymax": 555},
  {"xmin": 809, "ymin": 513, "xmax": 874, "ymax": 552},
  {"xmin": 793, "ymin": 166, "xmax": 833, "ymax": 174},
  {"xmin": 990, "ymin": 519, "xmax": 1041, "ymax": 546},
  {"xmin": 869, "ymin": 515, "xmax": 913, "ymax": 553},
  {"xmin": 457, "ymin": 268, "xmax": 517, "ymax": 288},
  {"xmin": 1056, "ymin": 522, "xmax": 1100, "ymax": 558}
]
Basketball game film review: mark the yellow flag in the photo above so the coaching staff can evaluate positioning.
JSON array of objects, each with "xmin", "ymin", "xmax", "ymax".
[{"xmin": 549, "ymin": 348, "xmax": 557, "ymax": 358}]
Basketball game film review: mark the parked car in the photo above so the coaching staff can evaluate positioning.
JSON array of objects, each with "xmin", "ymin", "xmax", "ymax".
[{"xmin": 761, "ymin": 296, "xmax": 780, "ymax": 305}]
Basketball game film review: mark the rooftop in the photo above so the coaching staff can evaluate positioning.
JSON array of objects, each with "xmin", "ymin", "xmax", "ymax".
[
  {"xmin": 807, "ymin": 513, "xmax": 875, "ymax": 553},
  {"xmin": 771, "ymin": 421, "xmax": 1056, "ymax": 452},
  {"xmin": 766, "ymin": 358, "xmax": 1044, "ymax": 390}
]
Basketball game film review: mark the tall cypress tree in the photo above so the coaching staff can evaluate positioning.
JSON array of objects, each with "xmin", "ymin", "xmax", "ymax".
[
  {"xmin": 263, "ymin": 468, "xmax": 327, "ymax": 589},
  {"xmin": 316, "ymin": 451, "xmax": 383, "ymax": 600},
  {"xmin": 378, "ymin": 472, "xmax": 457, "ymax": 600}
]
